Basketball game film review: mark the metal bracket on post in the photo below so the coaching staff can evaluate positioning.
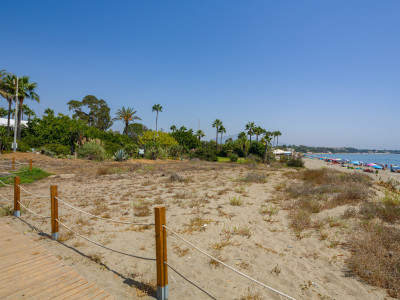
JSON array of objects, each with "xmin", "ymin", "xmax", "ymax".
[
  {"xmin": 51, "ymin": 185, "xmax": 59, "ymax": 240},
  {"xmin": 13, "ymin": 176, "xmax": 20, "ymax": 217},
  {"xmin": 155, "ymin": 206, "xmax": 169, "ymax": 300}
]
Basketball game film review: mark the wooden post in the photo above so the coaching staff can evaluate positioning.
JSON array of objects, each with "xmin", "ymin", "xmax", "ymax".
[
  {"xmin": 29, "ymin": 159, "xmax": 32, "ymax": 172},
  {"xmin": 50, "ymin": 185, "xmax": 59, "ymax": 240},
  {"xmin": 13, "ymin": 176, "xmax": 20, "ymax": 217},
  {"xmin": 12, "ymin": 157, "xmax": 15, "ymax": 170},
  {"xmin": 155, "ymin": 206, "xmax": 168, "ymax": 300}
]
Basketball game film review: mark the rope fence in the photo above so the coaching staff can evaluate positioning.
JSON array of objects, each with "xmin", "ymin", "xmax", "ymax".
[{"xmin": 0, "ymin": 157, "xmax": 298, "ymax": 300}]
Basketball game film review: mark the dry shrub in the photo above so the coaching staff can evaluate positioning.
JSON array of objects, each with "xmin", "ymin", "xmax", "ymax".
[
  {"xmin": 182, "ymin": 216, "xmax": 212, "ymax": 233},
  {"xmin": 332, "ymin": 184, "xmax": 369, "ymax": 205},
  {"xmin": 229, "ymin": 196, "xmax": 244, "ymax": 206},
  {"xmin": 298, "ymin": 197, "xmax": 321, "ymax": 213},
  {"xmin": 359, "ymin": 194, "xmax": 400, "ymax": 223},
  {"xmin": 241, "ymin": 172, "xmax": 266, "ymax": 183},
  {"xmin": 289, "ymin": 210, "xmax": 312, "ymax": 232},
  {"xmin": 347, "ymin": 224, "xmax": 400, "ymax": 298},
  {"xmin": 169, "ymin": 173, "xmax": 186, "ymax": 182},
  {"xmin": 133, "ymin": 200, "xmax": 151, "ymax": 217}
]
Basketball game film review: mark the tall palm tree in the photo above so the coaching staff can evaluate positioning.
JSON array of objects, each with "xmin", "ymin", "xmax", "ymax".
[
  {"xmin": 0, "ymin": 75, "xmax": 15, "ymax": 134},
  {"xmin": 212, "ymin": 119, "xmax": 222, "ymax": 149},
  {"xmin": 219, "ymin": 125, "xmax": 226, "ymax": 145},
  {"xmin": 16, "ymin": 76, "xmax": 40, "ymax": 139},
  {"xmin": 179, "ymin": 125, "xmax": 187, "ymax": 131},
  {"xmin": 262, "ymin": 130, "xmax": 273, "ymax": 163},
  {"xmin": 245, "ymin": 122, "xmax": 255, "ymax": 144},
  {"xmin": 196, "ymin": 129, "xmax": 205, "ymax": 141},
  {"xmin": 114, "ymin": 107, "xmax": 142, "ymax": 135},
  {"xmin": 152, "ymin": 104, "xmax": 163, "ymax": 132},
  {"xmin": 275, "ymin": 130, "xmax": 282, "ymax": 147},
  {"xmin": 0, "ymin": 107, "xmax": 7, "ymax": 118},
  {"xmin": 0, "ymin": 70, "xmax": 10, "ymax": 99},
  {"xmin": 23, "ymin": 106, "xmax": 36, "ymax": 121},
  {"xmin": 170, "ymin": 125, "xmax": 177, "ymax": 133},
  {"xmin": 254, "ymin": 126, "xmax": 265, "ymax": 142}
]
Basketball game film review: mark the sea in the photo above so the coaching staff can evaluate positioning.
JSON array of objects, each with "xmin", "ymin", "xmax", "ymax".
[{"xmin": 311, "ymin": 153, "xmax": 400, "ymax": 167}]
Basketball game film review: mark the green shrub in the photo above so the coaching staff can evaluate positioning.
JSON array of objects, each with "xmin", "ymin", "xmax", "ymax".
[
  {"xmin": 286, "ymin": 157, "xmax": 304, "ymax": 168},
  {"xmin": 229, "ymin": 153, "xmax": 239, "ymax": 162},
  {"xmin": 189, "ymin": 148, "xmax": 218, "ymax": 162},
  {"xmin": 168, "ymin": 144, "xmax": 185, "ymax": 159},
  {"xmin": 144, "ymin": 142, "xmax": 167, "ymax": 160},
  {"xmin": 42, "ymin": 143, "xmax": 70, "ymax": 156},
  {"xmin": 248, "ymin": 141, "xmax": 265, "ymax": 158},
  {"xmin": 103, "ymin": 140, "xmax": 121, "ymax": 157},
  {"xmin": 17, "ymin": 140, "xmax": 31, "ymax": 152},
  {"xmin": 233, "ymin": 147, "xmax": 245, "ymax": 158},
  {"xmin": 78, "ymin": 142, "xmax": 105, "ymax": 160},
  {"xmin": 123, "ymin": 143, "xmax": 138, "ymax": 158},
  {"xmin": 113, "ymin": 149, "xmax": 129, "ymax": 161},
  {"xmin": 171, "ymin": 130, "xmax": 200, "ymax": 149}
]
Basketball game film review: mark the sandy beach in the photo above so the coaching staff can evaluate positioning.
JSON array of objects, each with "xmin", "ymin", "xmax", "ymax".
[{"xmin": 0, "ymin": 153, "xmax": 397, "ymax": 300}]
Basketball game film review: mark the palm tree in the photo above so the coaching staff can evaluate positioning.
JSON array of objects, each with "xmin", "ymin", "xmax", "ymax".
[
  {"xmin": 16, "ymin": 76, "xmax": 40, "ymax": 139},
  {"xmin": 254, "ymin": 126, "xmax": 264, "ymax": 142},
  {"xmin": 275, "ymin": 130, "xmax": 282, "ymax": 147},
  {"xmin": 23, "ymin": 106, "xmax": 36, "ymax": 121},
  {"xmin": 152, "ymin": 104, "xmax": 163, "ymax": 132},
  {"xmin": 114, "ymin": 107, "xmax": 142, "ymax": 135},
  {"xmin": 0, "ymin": 107, "xmax": 7, "ymax": 118},
  {"xmin": 219, "ymin": 125, "xmax": 226, "ymax": 145},
  {"xmin": 179, "ymin": 125, "xmax": 187, "ymax": 131},
  {"xmin": 245, "ymin": 122, "xmax": 255, "ymax": 144},
  {"xmin": 0, "ymin": 75, "xmax": 15, "ymax": 134},
  {"xmin": 212, "ymin": 119, "xmax": 222, "ymax": 149},
  {"xmin": 196, "ymin": 130, "xmax": 205, "ymax": 141},
  {"xmin": 170, "ymin": 125, "xmax": 177, "ymax": 133},
  {"xmin": 0, "ymin": 70, "xmax": 10, "ymax": 100},
  {"xmin": 262, "ymin": 131, "xmax": 273, "ymax": 163}
]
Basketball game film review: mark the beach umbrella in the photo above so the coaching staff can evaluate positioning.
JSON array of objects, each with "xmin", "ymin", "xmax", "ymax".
[
  {"xmin": 351, "ymin": 161, "xmax": 360, "ymax": 165},
  {"xmin": 367, "ymin": 163, "xmax": 377, "ymax": 167},
  {"xmin": 372, "ymin": 165, "xmax": 383, "ymax": 169}
]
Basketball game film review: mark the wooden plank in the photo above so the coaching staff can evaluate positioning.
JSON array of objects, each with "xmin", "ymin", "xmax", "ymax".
[{"xmin": 0, "ymin": 221, "xmax": 114, "ymax": 299}]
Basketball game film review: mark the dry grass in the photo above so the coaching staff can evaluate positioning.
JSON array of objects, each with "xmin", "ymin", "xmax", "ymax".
[
  {"xmin": 259, "ymin": 204, "xmax": 279, "ymax": 216},
  {"xmin": 347, "ymin": 223, "xmax": 400, "ymax": 298},
  {"xmin": 229, "ymin": 196, "xmax": 244, "ymax": 206},
  {"xmin": 241, "ymin": 172, "xmax": 267, "ymax": 183},
  {"xmin": 182, "ymin": 216, "xmax": 212, "ymax": 234},
  {"xmin": 359, "ymin": 193, "xmax": 400, "ymax": 223},
  {"xmin": 289, "ymin": 210, "xmax": 312, "ymax": 232}
]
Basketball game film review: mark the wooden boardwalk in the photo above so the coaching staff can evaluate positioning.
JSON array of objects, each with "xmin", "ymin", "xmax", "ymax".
[{"xmin": 0, "ymin": 221, "xmax": 114, "ymax": 299}]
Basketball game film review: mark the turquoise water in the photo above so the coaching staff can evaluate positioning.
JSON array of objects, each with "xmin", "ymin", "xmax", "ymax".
[{"xmin": 312, "ymin": 154, "xmax": 400, "ymax": 166}]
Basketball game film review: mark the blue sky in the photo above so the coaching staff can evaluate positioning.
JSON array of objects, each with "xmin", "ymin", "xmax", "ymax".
[{"xmin": 1, "ymin": 1, "xmax": 399, "ymax": 149}]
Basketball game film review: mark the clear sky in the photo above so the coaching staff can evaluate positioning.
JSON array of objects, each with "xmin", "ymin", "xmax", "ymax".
[{"xmin": 1, "ymin": 1, "xmax": 399, "ymax": 149}]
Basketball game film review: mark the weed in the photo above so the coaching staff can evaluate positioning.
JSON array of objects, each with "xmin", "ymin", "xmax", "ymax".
[
  {"xmin": 231, "ymin": 224, "xmax": 251, "ymax": 238},
  {"xmin": 289, "ymin": 210, "xmax": 312, "ymax": 232},
  {"xmin": 235, "ymin": 185, "xmax": 246, "ymax": 194},
  {"xmin": 241, "ymin": 172, "xmax": 267, "ymax": 183},
  {"xmin": 182, "ymin": 216, "xmax": 212, "ymax": 234},
  {"xmin": 271, "ymin": 264, "xmax": 281, "ymax": 275},
  {"xmin": 229, "ymin": 196, "xmax": 244, "ymax": 206},
  {"xmin": 259, "ymin": 204, "xmax": 279, "ymax": 216},
  {"xmin": 0, "ymin": 205, "xmax": 13, "ymax": 217},
  {"xmin": 133, "ymin": 200, "xmax": 151, "ymax": 217}
]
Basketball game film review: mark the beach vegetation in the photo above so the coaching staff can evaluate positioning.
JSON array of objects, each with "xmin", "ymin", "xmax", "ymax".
[
  {"xmin": 286, "ymin": 157, "xmax": 304, "ymax": 168},
  {"xmin": 139, "ymin": 131, "xmax": 178, "ymax": 148},
  {"xmin": 114, "ymin": 106, "xmax": 141, "ymax": 135},
  {"xmin": 0, "ymin": 205, "xmax": 13, "ymax": 216},
  {"xmin": 229, "ymin": 196, "xmax": 244, "ymax": 206},
  {"xmin": 113, "ymin": 149, "xmax": 129, "ymax": 161},
  {"xmin": 0, "ymin": 167, "xmax": 51, "ymax": 186},
  {"xmin": 77, "ymin": 142, "xmax": 106, "ymax": 161}
]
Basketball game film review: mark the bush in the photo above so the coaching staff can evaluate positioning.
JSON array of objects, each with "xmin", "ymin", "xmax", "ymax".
[
  {"xmin": 233, "ymin": 147, "xmax": 245, "ymax": 158},
  {"xmin": 144, "ymin": 142, "xmax": 167, "ymax": 160},
  {"xmin": 103, "ymin": 140, "xmax": 121, "ymax": 157},
  {"xmin": 124, "ymin": 143, "xmax": 138, "ymax": 158},
  {"xmin": 168, "ymin": 144, "xmax": 185, "ymax": 159},
  {"xmin": 42, "ymin": 143, "xmax": 70, "ymax": 156},
  {"xmin": 139, "ymin": 131, "xmax": 178, "ymax": 147},
  {"xmin": 229, "ymin": 153, "xmax": 239, "ymax": 162},
  {"xmin": 248, "ymin": 141, "xmax": 265, "ymax": 158},
  {"xmin": 286, "ymin": 157, "xmax": 304, "ymax": 168},
  {"xmin": 113, "ymin": 149, "xmax": 129, "ymax": 161},
  {"xmin": 17, "ymin": 140, "xmax": 31, "ymax": 152},
  {"xmin": 171, "ymin": 130, "xmax": 200, "ymax": 149},
  {"xmin": 78, "ymin": 142, "xmax": 105, "ymax": 160},
  {"xmin": 189, "ymin": 148, "xmax": 218, "ymax": 162}
]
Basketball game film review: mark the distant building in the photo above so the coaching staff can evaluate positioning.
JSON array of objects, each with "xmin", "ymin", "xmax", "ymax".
[{"xmin": 0, "ymin": 118, "xmax": 28, "ymax": 128}]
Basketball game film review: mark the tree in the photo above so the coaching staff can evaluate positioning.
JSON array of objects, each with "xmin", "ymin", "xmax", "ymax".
[
  {"xmin": 262, "ymin": 131, "xmax": 273, "ymax": 163},
  {"xmin": 171, "ymin": 130, "xmax": 200, "ymax": 149},
  {"xmin": 16, "ymin": 76, "xmax": 40, "ymax": 139},
  {"xmin": 114, "ymin": 106, "xmax": 141, "ymax": 135},
  {"xmin": 218, "ymin": 125, "xmax": 226, "ymax": 145},
  {"xmin": 170, "ymin": 125, "xmax": 177, "ymax": 133},
  {"xmin": 212, "ymin": 119, "xmax": 222, "ymax": 149},
  {"xmin": 0, "ymin": 126, "xmax": 7, "ymax": 153},
  {"xmin": 179, "ymin": 125, "xmax": 187, "ymax": 131},
  {"xmin": 245, "ymin": 122, "xmax": 255, "ymax": 144},
  {"xmin": 0, "ymin": 70, "xmax": 10, "ymax": 100},
  {"xmin": 23, "ymin": 105, "xmax": 36, "ymax": 121},
  {"xmin": 196, "ymin": 129, "xmax": 205, "ymax": 141},
  {"xmin": 152, "ymin": 104, "xmax": 163, "ymax": 132},
  {"xmin": 275, "ymin": 130, "xmax": 282, "ymax": 147},
  {"xmin": 254, "ymin": 126, "xmax": 264, "ymax": 142},
  {"xmin": 0, "ymin": 107, "xmax": 7, "ymax": 118},
  {"xmin": 0, "ymin": 75, "xmax": 16, "ymax": 134},
  {"xmin": 67, "ymin": 95, "xmax": 113, "ymax": 131}
]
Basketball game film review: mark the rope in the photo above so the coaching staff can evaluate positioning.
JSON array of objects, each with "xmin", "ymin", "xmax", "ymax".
[
  {"xmin": 0, "ymin": 179, "xmax": 13, "ymax": 186},
  {"xmin": 17, "ymin": 185, "xmax": 48, "ymax": 198},
  {"xmin": 15, "ymin": 160, "xmax": 29, "ymax": 165},
  {"xmin": 163, "ymin": 225, "xmax": 297, "ymax": 300},
  {"xmin": 0, "ymin": 192, "xmax": 12, "ymax": 202},
  {"xmin": 17, "ymin": 201, "xmax": 50, "ymax": 219},
  {"xmin": 56, "ymin": 219, "xmax": 156, "ymax": 261},
  {"xmin": 56, "ymin": 197, "xmax": 154, "ymax": 226},
  {"xmin": 165, "ymin": 261, "xmax": 218, "ymax": 299}
]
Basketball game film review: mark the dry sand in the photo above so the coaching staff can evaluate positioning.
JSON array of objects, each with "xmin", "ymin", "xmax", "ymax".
[{"xmin": 0, "ymin": 153, "xmax": 396, "ymax": 300}]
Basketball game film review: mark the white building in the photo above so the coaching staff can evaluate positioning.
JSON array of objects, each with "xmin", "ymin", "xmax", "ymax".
[{"xmin": 0, "ymin": 118, "xmax": 28, "ymax": 128}]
